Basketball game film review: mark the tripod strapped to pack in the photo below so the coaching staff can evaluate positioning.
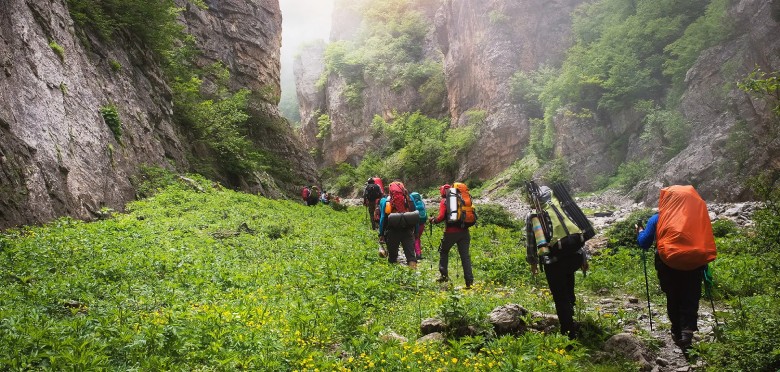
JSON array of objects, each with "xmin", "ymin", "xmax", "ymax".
[{"xmin": 525, "ymin": 181, "xmax": 595, "ymax": 266}]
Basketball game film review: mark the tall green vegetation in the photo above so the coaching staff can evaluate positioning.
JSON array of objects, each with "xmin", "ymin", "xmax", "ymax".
[
  {"xmin": 319, "ymin": 0, "xmax": 445, "ymax": 109},
  {"xmin": 512, "ymin": 0, "xmax": 735, "ymax": 181},
  {"xmin": 65, "ymin": 0, "xmax": 273, "ymax": 181},
  {"xmin": 323, "ymin": 112, "xmax": 478, "ymax": 194},
  {"xmin": 65, "ymin": 0, "xmax": 202, "ymax": 54},
  {"xmin": 738, "ymin": 67, "xmax": 780, "ymax": 119}
]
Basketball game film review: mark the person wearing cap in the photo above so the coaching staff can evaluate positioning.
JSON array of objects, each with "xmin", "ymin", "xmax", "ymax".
[
  {"xmin": 429, "ymin": 184, "xmax": 474, "ymax": 289},
  {"xmin": 524, "ymin": 185, "xmax": 587, "ymax": 339}
]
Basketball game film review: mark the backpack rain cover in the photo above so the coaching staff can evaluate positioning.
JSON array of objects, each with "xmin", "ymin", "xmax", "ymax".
[{"xmin": 657, "ymin": 185, "xmax": 717, "ymax": 270}]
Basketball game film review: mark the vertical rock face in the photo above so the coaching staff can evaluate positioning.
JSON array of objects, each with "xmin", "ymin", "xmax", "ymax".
[
  {"xmin": 180, "ymin": 0, "xmax": 318, "ymax": 195},
  {"xmin": 295, "ymin": 0, "xmax": 445, "ymax": 168},
  {"xmin": 0, "ymin": 0, "xmax": 316, "ymax": 228},
  {"xmin": 636, "ymin": 0, "xmax": 780, "ymax": 203},
  {"xmin": 179, "ymin": 0, "xmax": 282, "ymax": 103},
  {"xmin": 294, "ymin": 41, "xmax": 327, "ymax": 151},
  {"xmin": 434, "ymin": 0, "xmax": 584, "ymax": 179},
  {"xmin": 0, "ymin": 0, "xmax": 188, "ymax": 228}
]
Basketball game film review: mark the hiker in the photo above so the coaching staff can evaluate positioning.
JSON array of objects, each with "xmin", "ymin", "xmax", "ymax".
[
  {"xmin": 320, "ymin": 190, "xmax": 330, "ymax": 205},
  {"xmin": 637, "ymin": 185, "xmax": 716, "ymax": 353},
  {"xmin": 306, "ymin": 186, "xmax": 320, "ymax": 206},
  {"xmin": 378, "ymin": 180, "xmax": 418, "ymax": 269},
  {"xmin": 363, "ymin": 178, "xmax": 383, "ymax": 230},
  {"xmin": 524, "ymin": 184, "xmax": 589, "ymax": 339},
  {"xmin": 409, "ymin": 191, "xmax": 428, "ymax": 260},
  {"xmin": 429, "ymin": 183, "xmax": 475, "ymax": 289},
  {"xmin": 301, "ymin": 186, "xmax": 310, "ymax": 205}
]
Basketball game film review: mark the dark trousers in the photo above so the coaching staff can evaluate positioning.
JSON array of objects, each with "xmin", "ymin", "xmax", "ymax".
[
  {"xmin": 366, "ymin": 200, "xmax": 378, "ymax": 229},
  {"xmin": 385, "ymin": 227, "xmax": 416, "ymax": 264},
  {"xmin": 544, "ymin": 251, "xmax": 582, "ymax": 337},
  {"xmin": 655, "ymin": 253, "xmax": 704, "ymax": 335},
  {"xmin": 438, "ymin": 230, "xmax": 473, "ymax": 286}
]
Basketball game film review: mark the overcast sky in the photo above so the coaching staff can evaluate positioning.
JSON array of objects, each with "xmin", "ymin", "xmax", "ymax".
[{"xmin": 279, "ymin": 0, "xmax": 335, "ymax": 85}]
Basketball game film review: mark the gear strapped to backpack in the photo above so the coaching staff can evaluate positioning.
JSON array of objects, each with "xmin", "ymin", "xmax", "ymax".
[
  {"xmin": 656, "ymin": 185, "xmax": 717, "ymax": 270},
  {"xmin": 445, "ymin": 182, "xmax": 477, "ymax": 228},
  {"xmin": 526, "ymin": 181, "xmax": 593, "ymax": 258},
  {"xmin": 383, "ymin": 182, "xmax": 419, "ymax": 229}
]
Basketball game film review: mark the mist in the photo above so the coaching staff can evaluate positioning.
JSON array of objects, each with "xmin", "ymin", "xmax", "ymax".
[{"xmin": 279, "ymin": 0, "xmax": 335, "ymax": 122}]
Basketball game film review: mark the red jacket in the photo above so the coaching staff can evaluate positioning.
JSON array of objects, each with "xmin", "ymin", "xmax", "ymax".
[{"xmin": 433, "ymin": 199, "xmax": 467, "ymax": 233}]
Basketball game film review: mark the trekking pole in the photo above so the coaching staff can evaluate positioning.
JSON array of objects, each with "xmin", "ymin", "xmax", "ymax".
[
  {"xmin": 704, "ymin": 264, "xmax": 719, "ymax": 329},
  {"xmin": 641, "ymin": 248, "xmax": 654, "ymax": 331}
]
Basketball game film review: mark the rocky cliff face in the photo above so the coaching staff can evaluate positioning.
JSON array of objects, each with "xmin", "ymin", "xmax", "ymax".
[
  {"xmin": 297, "ymin": 0, "xmax": 583, "ymax": 173},
  {"xmin": 300, "ymin": 0, "xmax": 779, "ymax": 202},
  {"xmin": 0, "ymin": 0, "xmax": 188, "ymax": 228},
  {"xmin": 634, "ymin": 0, "xmax": 780, "ymax": 202},
  {"xmin": 295, "ymin": 0, "xmax": 445, "ymax": 167},
  {"xmin": 0, "ymin": 0, "xmax": 315, "ymax": 229},
  {"xmin": 180, "ymin": 0, "xmax": 318, "ymax": 196},
  {"xmin": 435, "ymin": 0, "xmax": 585, "ymax": 179}
]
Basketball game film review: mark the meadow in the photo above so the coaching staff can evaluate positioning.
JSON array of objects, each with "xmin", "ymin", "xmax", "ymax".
[{"xmin": 1, "ymin": 174, "xmax": 778, "ymax": 371}]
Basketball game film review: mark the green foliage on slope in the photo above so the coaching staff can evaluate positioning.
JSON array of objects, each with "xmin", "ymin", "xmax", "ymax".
[
  {"xmin": 513, "ymin": 0, "xmax": 734, "ymax": 169},
  {"xmin": 3, "ymin": 170, "xmax": 780, "ymax": 369},
  {"xmin": 323, "ymin": 111, "xmax": 478, "ymax": 195},
  {"xmin": 320, "ymin": 0, "xmax": 446, "ymax": 109}
]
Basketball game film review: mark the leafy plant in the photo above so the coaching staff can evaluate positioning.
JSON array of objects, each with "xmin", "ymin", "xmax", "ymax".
[
  {"xmin": 99, "ymin": 104, "xmax": 122, "ymax": 142},
  {"xmin": 476, "ymin": 204, "xmax": 522, "ymax": 231},
  {"xmin": 316, "ymin": 114, "xmax": 331, "ymax": 140},
  {"xmin": 738, "ymin": 67, "xmax": 780, "ymax": 119},
  {"xmin": 109, "ymin": 59, "xmax": 122, "ymax": 72},
  {"xmin": 49, "ymin": 40, "xmax": 65, "ymax": 61}
]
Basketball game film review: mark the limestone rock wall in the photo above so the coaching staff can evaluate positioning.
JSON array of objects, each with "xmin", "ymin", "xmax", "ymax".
[
  {"xmin": 636, "ymin": 0, "xmax": 780, "ymax": 203},
  {"xmin": 0, "ymin": 0, "xmax": 188, "ymax": 228},
  {"xmin": 0, "ymin": 0, "xmax": 316, "ymax": 229}
]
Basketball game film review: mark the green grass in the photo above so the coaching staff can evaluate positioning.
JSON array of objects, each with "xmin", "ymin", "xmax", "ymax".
[{"xmin": 2, "ymin": 175, "xmax": 779, "ymax": 370}]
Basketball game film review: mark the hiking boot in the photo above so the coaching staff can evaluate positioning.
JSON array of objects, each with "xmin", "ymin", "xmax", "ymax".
[
  {"xmin": 416, "ymin": 254, "xmax": 422, "ymax": 260},
  {"xmin": 408, "ymin": 261, "xmax": 417, "ymax": 270},
  {"xmin": 671, "ymin": 331, "xmax": 681, "ymax": 345},
  {"xmin": 436, "ymin": 276, "xmax": 449, "ymax": 283},
  {"xmin": 679, "ymin": 330, "xmax": 693, "ymax": 352}
]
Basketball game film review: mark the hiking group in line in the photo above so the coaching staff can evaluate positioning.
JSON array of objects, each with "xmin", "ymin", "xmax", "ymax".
[
  {"xmin": 358, "ymin": 177, "xmax": 715, "ymax": 351},
  {"xmin": 301, "ymin": 185, "xmax": 340, "ymax": 206}
]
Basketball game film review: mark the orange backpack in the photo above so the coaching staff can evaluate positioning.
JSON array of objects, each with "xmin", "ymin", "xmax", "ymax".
[
  {"xmin": 446, "ymin": 182, "xmax": 477, "ymax": 227},
  {"xmin": 656, "ymin": 185, "xmax": 717, "ymax": 270}
]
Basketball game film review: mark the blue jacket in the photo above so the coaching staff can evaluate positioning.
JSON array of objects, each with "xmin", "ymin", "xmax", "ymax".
[
  {"xmin": 378, "ymin": 197, "xmax": 388, "ymax": 236},
  {"xmin": 637, "ymin": 213, "xmax": 659, "ymax": 250}
]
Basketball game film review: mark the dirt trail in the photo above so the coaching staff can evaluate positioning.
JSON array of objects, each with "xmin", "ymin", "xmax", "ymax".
[{"xmin": 350, "ymin": 188, "xmax": 741, "ymax": 370}]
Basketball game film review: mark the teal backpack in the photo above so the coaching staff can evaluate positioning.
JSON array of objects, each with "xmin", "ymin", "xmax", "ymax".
[{"xmin": 409, "ymin": 192, "xmax": 428, "ymax": 224}]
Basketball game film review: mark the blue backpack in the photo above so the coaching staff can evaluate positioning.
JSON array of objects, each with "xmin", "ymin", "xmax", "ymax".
[{"xmin": 409, "ymin": 192, "xmax": 427, "ymax": 224}]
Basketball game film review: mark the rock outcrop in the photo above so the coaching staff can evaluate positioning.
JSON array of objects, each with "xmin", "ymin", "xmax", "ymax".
[
  {"xmin": 295, "ymin": 0, "xmax": 445, "ymax": 168},
  {"xmin": 298, "ymin": 0, "xmax": 779, "ymax": 202},
  {"xmin": 636, "ymin": 0, "xmax": 780, "ymax": 203},
  {"xmin": 0, "ymin": 0, "xmax": 189, "ymax": 228},
  {"xmin": 0, "ymin": 0, "xmax": 316, "ymax": 229},
  {"xmin": 436, "ymin": 0, "xmax": 585, "ymax": 179}
]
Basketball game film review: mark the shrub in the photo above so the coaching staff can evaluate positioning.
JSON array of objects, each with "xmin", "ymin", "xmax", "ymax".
[
  {"xmin": 476, "ymin": 204, "xmax": 521, "ymax": 231},
  {"xmin": 604, "ymin": 208, "xmax": 655, "ymax": 250},
  {"xmin": 541, "ymin": 157, "xmax": 570, "ymax": 186},
  {"xmin": 100, "ymin": 104, "xmax": 122, "ymax": 142},
  {"xmin": 109, "ymin": 59, "xmax": 122, "ymax": 72},
  {"xmin": 711, "ymin": 219, "xmax": 738, "ymax": 238},
  {"xmin": 48, "ymin": 40, "xmax": 65, "ymax": 61},
  {"xmin": 613, "ymin": 160, "xmax": 651, "ymax": 191}
]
